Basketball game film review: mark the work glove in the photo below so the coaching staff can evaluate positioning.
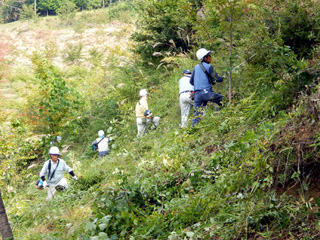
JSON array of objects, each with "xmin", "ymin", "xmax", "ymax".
[
  {"xmin": 43, "ymin": 181, "xmax": 48, "ymax": 188},
  {"xmin": 36, "ymin": 180, "xmax": 44, "ymax": 189},
  {"xmin": 222, "ymin": 72, "xmax": 230, "ymax": 78},
  {"xmin": 72, "ymin": 176, "xmax": 78, "ymax": 181}
]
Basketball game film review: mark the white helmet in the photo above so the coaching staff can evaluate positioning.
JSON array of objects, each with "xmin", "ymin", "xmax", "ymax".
[
  {"xmin": 98, "ymin": 130, "xmax": 104, "ymax": 137},
  {"xmin": 49, "ymin": 146, "xmax": 60, "ymax": 155},
  {"xmin": 139, "ymin": 89, "xmax": 148, "ymax": 97},
  {"xmin": 196, "ymin": 48, "xmax": 212, "ymax": 61}
]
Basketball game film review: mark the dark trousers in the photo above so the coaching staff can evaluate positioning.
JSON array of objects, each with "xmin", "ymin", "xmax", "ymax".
[
  {"xmin": 192, "ymin": 89, "xmax": 223, "ymax": 126},
  {"xmin": 99, "ymin": 150, "xmax": 110, "ymax": 158}
]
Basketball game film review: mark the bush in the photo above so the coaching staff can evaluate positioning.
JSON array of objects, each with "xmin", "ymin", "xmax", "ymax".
[
  {"xmin": 28, "ymin": 53, "xmax": 83, "ymax": 134},
  {"xmin": 63, "ymin": 43, "xmax": 83, "ymax": 65},
  {"xmin": 131, "ymin": 0, "xmax": 196, "ymax": 64}
]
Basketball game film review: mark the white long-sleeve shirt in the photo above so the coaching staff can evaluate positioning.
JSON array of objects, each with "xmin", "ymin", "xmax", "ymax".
[
  {"xmin": 179, "ymin": 75, "xmax": 194, "ymax": 94},
  {"xmin": 39, "ymin": 158, "xmax": 73, "ymax": 185},
  {"xmin": 93, "ymin": 137, "xmax": 109, "ymax": 152}
]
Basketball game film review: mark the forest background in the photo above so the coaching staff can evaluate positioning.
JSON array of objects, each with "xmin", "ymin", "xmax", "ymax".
[{"xmin": 0, "ymin": 0, "xmax": 320, "ymax": 239}]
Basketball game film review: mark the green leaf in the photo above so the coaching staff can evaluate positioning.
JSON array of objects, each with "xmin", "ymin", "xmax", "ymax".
[
  {"xmin": 84, "ymin": 221, "xmax": 95, "ymax": 231},
  {"xmin": 99, "ymin": 224, "xmax": 107, "ymax": 231}
]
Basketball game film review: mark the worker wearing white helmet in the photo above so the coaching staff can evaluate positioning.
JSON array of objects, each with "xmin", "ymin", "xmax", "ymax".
[
  {"xmin": 92, "ymin": 130, "xmax": 110, "ymax": 157},
  {"xmin": 190, "ymin": 48, "xmax": 224, "ymax": 126},
  {"xmin": 135, "ymin": 89, "xmax": 160, "ymax": 136},
  {"xmin": 38, "ymin": 146, "xmax": 78, "ymax": 200}
]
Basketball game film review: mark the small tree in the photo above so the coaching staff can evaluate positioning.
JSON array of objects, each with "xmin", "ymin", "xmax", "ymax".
[
  {"xmin": 192, "ymin": 0, "xmax": 254, "ymax": 103},
  {"xmin": 0, "ymin": 190, "xmax": 14, "ymax": 240},
  {"xmin": 204, "ymin": 0, "xmax": 247, "ymax": 103},
  {"xmin": 219, "ymin": 0, "xmax": 245, "ymax": 103},
  {"xmin": 30, "ymin": 53, "xmax": 82, "ymax": 134}
]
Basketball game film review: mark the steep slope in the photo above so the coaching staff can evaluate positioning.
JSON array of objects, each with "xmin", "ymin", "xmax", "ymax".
[
  {"xmin": 0, "ymin": 19, "xmax": 134, "ymax": 70},
  {"xmin": 1, "ymin": 2, "xmax": 320, "ymax": 239}
]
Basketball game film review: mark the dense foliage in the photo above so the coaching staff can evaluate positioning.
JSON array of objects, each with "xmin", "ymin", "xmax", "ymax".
[
  {"xmin": 0, "ymin": 0, "xmax": 118, "ymax": 22},
  {"xmin": 0, "ymin": 0, "xmax": 320, "ymax": 239},
  {"xmin": 131, "ymin": 0, "xmax": 197, "ymax": 64},
  {"xmin": 28, "ymin": 53, "xmax": 83, "ymax": 135}
]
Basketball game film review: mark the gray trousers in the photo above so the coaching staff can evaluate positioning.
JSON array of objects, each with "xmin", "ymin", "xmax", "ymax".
[
  {"xmin": 179, "ymin": 92, "xmax": 194, "ymax": 128},
  {"xmin": 136, "ymin": 116, "xmax": 160, "ymax": 136},
  {"xmin": 46, "ymin": 177, "xmax": 68, "ymax": 200}
]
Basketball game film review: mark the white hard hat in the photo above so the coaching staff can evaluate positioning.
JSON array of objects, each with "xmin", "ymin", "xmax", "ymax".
[
  {"xmin": 98, "ymin": 130, "xmax": 104, "ymax": 137},
  {"xmin": 139, "ymin": 89, "xmax": 148, "ymax": 97},
  {"xmin": 196, "ymin": 48, "xmax": 213, "ymax": 61},
  {"xmin": 49, "ymin": 146, "xmax": 60, "ymax": 155}
]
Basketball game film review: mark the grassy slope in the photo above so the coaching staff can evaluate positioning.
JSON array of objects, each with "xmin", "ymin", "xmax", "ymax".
[
  {"xmin": 0, "ymin": 5, "xmax": 139, "ymax": 239},
  {"xmin": 1, "ymin": 3, "xmax": 320, "ymax": 240}
]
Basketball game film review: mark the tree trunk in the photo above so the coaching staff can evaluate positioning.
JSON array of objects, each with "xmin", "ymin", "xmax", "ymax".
[
  {"xmin": 0, "ymin": 190, "xmax": 14, "ymax": 240},
  {"xmin": 34, "ymin": 0, "xmax": 37, "ymax": 15},
  {"xmin": 228, "ymin": 12, "xmax": 233, "ymax": 104}
]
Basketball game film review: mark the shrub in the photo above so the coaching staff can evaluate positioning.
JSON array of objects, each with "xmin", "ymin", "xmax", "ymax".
[
  {"xmin": 28, "ymin": 53, "xmax": 83, "ymax": 134},
  {"xmin": 131, "ymin": 0, "xmax": 196, "ymax": 64},
  {"xmin": 63, "ymin": 43, "xmax": 84, "ymax": 65}
]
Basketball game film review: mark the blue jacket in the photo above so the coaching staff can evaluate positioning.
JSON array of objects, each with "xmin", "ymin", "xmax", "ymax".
[{"xmin": 190, "ymin": 62, "xmax": 224, "ymax": 91}]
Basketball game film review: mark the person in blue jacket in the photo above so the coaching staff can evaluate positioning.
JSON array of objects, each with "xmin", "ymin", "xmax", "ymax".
[{"xmin": 190, "ymin": 48, "xmax": 224, "ymax": 126}]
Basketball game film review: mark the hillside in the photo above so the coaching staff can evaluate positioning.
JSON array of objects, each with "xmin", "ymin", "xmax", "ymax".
[{"xmin": 0, "ymin": 1, "xmax": 320, "ymax": 239}]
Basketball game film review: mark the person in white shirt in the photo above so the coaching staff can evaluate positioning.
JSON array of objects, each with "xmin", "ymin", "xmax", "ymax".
[
  {"xmin": 179, "ymin": 69, "xmax": 194, "ymax": 128},
  {"xmin": 92, "ymin": 130, "xmax": 110, "ymax": 157},
  {"xmin": 38, "ymin": 147, "xmax": 78, "ymax": 200},
  {"xmin": 135, "ymin": 89, "xmax": 160, "ymax": 136}
]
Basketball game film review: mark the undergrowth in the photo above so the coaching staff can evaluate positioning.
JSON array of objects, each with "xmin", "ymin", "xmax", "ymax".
[{"xmin": 1, "ymin": 1, "xmax": 320, "ymax": 239}]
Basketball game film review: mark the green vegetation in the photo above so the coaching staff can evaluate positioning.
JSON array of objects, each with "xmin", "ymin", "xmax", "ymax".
[
  {"xmin": 0, "ymin": 0, "xmax": 115, "ymax": 22},
  {"xmin": 0, "ymin": 0, "xmax": 320, "ymax": 239}
]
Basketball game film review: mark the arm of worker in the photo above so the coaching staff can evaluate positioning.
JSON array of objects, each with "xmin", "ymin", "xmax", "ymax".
[
  {"xmin": 146, "ymin": 112, "xmax": 153, "ymax": 119},
  {"xmin": 39, "ymin": 161, "xmax": 49, "ymax": 181},
  {"xmin": 69, "ymin": 170, "xmax": 78, "ymax": 180},
  {"xmin": 190, "ymin": 70, "xmax": 195, "ymax": 86},
  {"xmin": 208, "ymin": 65, "xmax": 224, "ymax": 83},
  {"xmin": 214, "ymin": 72, "xmax": 224, "ymax": 82}
]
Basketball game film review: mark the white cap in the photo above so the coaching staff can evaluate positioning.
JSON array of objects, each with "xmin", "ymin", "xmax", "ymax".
[
  {"xmin": 98, "ymin": 130, "xmax": 104, "ymax": 137},
  {"xmin": 139, "ymin": 89, "xmax": 148, "ymax": 97},
  {"xmin": 196, "ymin": 48, "xmax": 213, "ymax": 61},
  {"xmin": 49, "ymin": 146, "xmax": 60, "ymax": 155}
]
